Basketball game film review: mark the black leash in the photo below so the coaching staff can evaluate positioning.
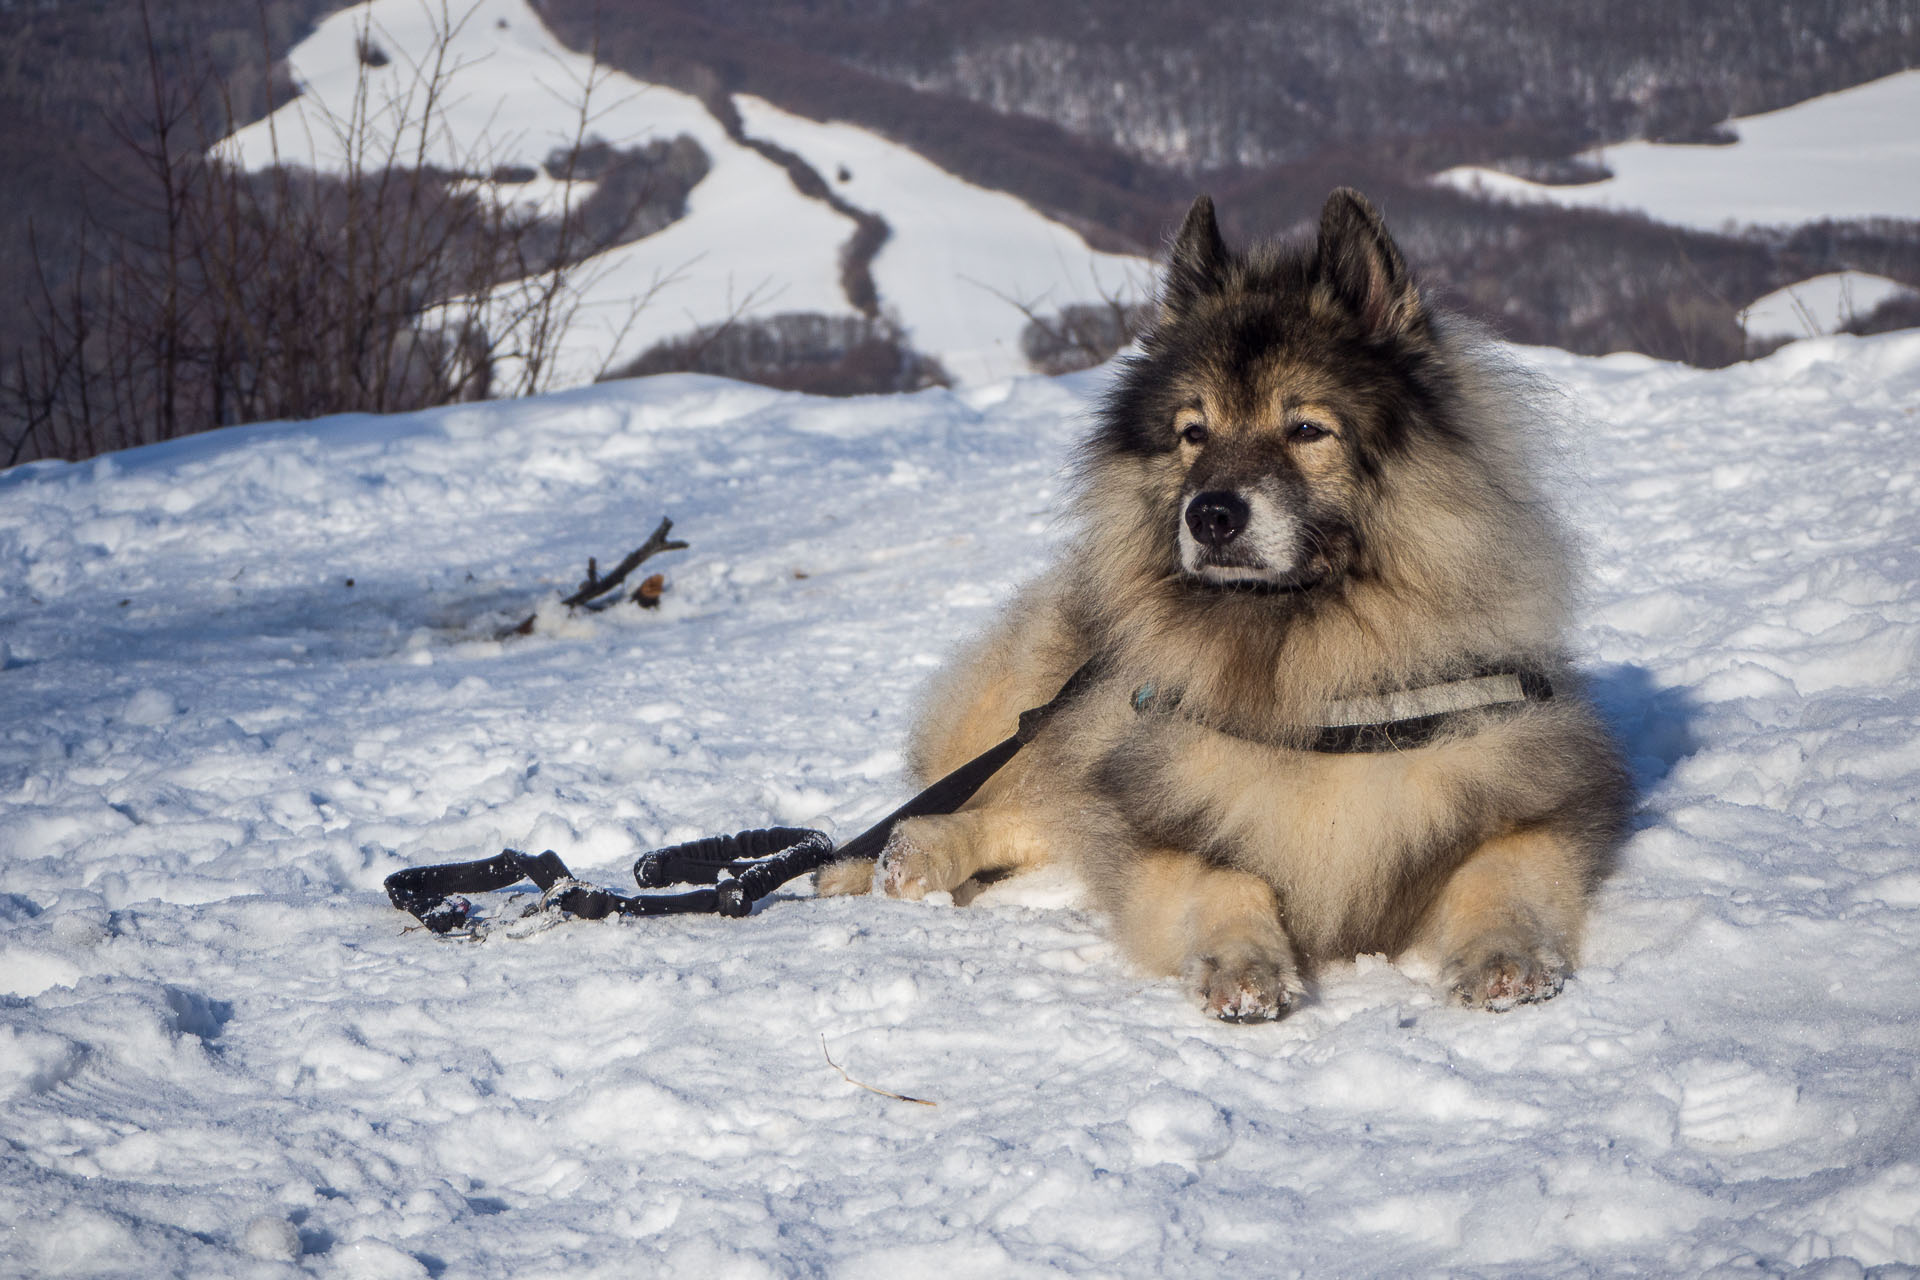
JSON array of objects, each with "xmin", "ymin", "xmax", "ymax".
[{"xmin": 383, "ymin": 662, "xmax": 1098, "ymax": 933}]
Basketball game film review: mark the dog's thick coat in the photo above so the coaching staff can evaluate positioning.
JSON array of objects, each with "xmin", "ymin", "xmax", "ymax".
[{"xmin": 820, "ymin": 190, "xmax": 1631, "ymax": 1020}]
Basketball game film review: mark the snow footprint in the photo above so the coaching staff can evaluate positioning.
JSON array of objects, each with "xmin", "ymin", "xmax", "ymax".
[
  {"xmin": 1126, "ymin": 1086, "xmax": 1232, "ymax": 1170},
  {"xmin": 1675, "ymin": 1059, "xmax": 1801, "ymax": 1150}
]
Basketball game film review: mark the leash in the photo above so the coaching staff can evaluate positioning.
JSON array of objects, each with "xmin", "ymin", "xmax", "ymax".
[{"xmin": 382, "ymin": 662, "xmax": 1099, "ymax": 934}]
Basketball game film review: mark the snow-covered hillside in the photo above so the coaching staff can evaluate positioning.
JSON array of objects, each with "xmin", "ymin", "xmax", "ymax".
[
  {"xmin": 223, "ymin": 0, "xmax": 1150, "ymax": 388},
  {"xmin": 734, "ymin": 96, "xmax": 1150, "ymax": 386},
  {"xmin": 4, "ymin": 330, "xmax": 1919, "ymax": 1275},
  {"xmin": 1742, "ymin": 272, "xmax": 1918, "ymax": 344},
  {"xmin": 1437, "ymin": 70, "xmax": 1920, "ymax": 232}
]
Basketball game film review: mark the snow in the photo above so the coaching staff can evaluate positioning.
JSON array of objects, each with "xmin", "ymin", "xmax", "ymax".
[
  {"xmin": 1436, "ymin": 70, "xmax": 1920, "ymax": 232},
  {"xmin": 1742, "ymin": 272, "xmax": 1917, "ymax": 343},
  {"xmin": 221, "ymin": 0, "xmax": 1148, "ymax": 388},
  {"xmin": 4, "ymin": 329, "xmax": 1919, "ymax": 1274},
  {"xmin": 734, "ymin": 95, "xmax": 1152, "ymax": 385}
]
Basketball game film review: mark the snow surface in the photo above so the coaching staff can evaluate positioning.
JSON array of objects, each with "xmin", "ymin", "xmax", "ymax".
[
  {"xmin": 222, "ymin": 0, "xmax": 1148, "ymax": 389},
  {"xmin": 1742, "ymin": 273, "xmax": 1918, "ymax": 343},
  {"xmin": 4, "ymin": 334, "xmax": 1920, "ymax": 1276},
  {"xmin": 1436, "ymin": 70, "xmax": 1920, "ymax": 232}
]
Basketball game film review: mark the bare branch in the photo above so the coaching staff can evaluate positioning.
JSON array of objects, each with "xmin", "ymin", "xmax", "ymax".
[
  {"xmin": 821, "ymin": 1036, "xmax": 937, "ymax": 1107},
  {"xmin": 560, "ymin": 517, "xmax": 689, "ymax": 608}
]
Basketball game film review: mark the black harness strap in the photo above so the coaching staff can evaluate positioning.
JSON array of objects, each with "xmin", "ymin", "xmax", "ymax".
[{"xmin": 383, "ymin": 661, "xmax": 1097, "ymax": 932}]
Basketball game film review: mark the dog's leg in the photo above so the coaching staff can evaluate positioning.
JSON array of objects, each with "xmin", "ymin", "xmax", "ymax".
[
  {"xmin": 812, "ymin": 806, "xmax": 1052, "ymax": 900},
  {"xmin": 1107, "ymin": 852, "xmax": 1304, "ymax": 1022},
  {"xmin": 875, "ymin": 808, "xmax": 1051, "ymax": 900},
  {"xmin": 1411, "ymin": 826, "xmax": 1588, "ymax": 1010},
  {"xmin": 813, "ymin": 855, "xmax": 878, "ymax": 897}
]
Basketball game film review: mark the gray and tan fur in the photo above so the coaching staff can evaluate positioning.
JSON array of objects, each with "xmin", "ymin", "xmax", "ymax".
[{"xmin": 819, "ymin": 189, "xmax": 1631, "ymax": 1021}]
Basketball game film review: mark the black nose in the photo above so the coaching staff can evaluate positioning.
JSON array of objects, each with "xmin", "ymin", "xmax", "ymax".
[{"xmin": 1185, "ymin": 491, "xmax": 1249, "ymax": 548}]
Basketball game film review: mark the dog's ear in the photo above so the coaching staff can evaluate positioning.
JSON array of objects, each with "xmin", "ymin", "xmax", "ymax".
[
  {"xmin": 1161, "ymin": 194, "xmax": 1229, "ymax": 321},
  {"xmin": 1315, "ymin": 188, "xmax": 1424, "ymax": 338}
]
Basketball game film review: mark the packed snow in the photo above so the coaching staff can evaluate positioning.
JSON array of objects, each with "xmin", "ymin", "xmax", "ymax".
[
  {"xmin": 4, "ymin": 326, "xmax": 1920, "ymax": 1275},
  {"xmin": 222, "ymin": 0, "xmax": 1148, "ymax": 388},
  {"xmin": 1437, "ymin": 70, "xmax": 1920, "ymax": 232},
  {"xmin": 1741, "ymin": 272, "xmax": 1918, "ymax": 344}
]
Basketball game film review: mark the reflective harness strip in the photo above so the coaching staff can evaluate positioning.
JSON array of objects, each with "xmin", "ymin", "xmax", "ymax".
[{"xmin": 1130, "ymin": 667, "xmax": 1553, "ymax": 754}]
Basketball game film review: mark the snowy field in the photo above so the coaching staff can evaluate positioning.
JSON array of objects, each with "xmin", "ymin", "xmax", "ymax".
[
  {"xmin": 1436, "ymin": 70, "xmax": 1920, "ymax": 232},
  {"xmin": 4, "ymin": 331, "xmax": 1920, "ymax": 1277}
]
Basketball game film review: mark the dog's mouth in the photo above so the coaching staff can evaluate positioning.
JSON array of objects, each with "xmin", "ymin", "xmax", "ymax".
[{"xmin": 1181, "ymin": 560, "xmax": 1325, "ymax": 595}]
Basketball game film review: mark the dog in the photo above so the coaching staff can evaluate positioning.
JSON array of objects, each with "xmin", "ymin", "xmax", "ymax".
[{"xmin": 818, "ymin": 189, "xmax": 1630, "ymax": 1022}]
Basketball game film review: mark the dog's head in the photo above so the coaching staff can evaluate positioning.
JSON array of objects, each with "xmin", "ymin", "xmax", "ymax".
[{"xmin": 1085, "ymin": 188, "xmax": 1452, "ymax": 595}]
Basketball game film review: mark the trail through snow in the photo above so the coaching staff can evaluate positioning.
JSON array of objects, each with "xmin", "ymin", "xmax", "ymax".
[{"xmin": 2, "ymin": 335, "xmax": 1919, "ymax": 1276}]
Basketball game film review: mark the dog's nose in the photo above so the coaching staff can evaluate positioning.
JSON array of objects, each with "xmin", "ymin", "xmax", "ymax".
[{"xmin": 1186, "ymin": 491, "xmax": 1249, "ymax": 548}]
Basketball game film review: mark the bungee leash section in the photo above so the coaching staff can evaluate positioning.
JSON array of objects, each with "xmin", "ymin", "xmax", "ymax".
[{"xmin": 382, "ymin": 663, "xmax": 1100, "ymax": 934}]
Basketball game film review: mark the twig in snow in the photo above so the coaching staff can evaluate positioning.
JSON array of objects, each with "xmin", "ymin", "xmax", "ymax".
[
  {"xmin": 821, "ymin": 1036, "xmax": 936, "ymax": 1107},
  {"xmin": 501, "ymin": 516, "xmax": 688, "ymax": 637},
  {"xmin": 561, "ymin": 516, "xmax": 689, "ymax": 608}
]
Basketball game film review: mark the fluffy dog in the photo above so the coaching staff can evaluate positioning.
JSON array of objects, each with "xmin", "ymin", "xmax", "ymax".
[{"xmin": 819, "ymin": 189, "xmax": 1630, "ymax": 1021}]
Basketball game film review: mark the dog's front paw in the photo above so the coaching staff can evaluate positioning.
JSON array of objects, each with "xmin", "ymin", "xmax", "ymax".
[
  {"xmin": 877, "ymin": 823, "xmax": 951, "ymax": 901},
  {"xmin": 1448, "ymin": 949, "xmax": 1567, "ymax": 1011},
  {"xmin": 1185, "ymin": 951, "xmax": 1305, "ymax": 1023},
  {"xmin": 813, "ymin": 856, "xmax": 876, "ymax": 897}
]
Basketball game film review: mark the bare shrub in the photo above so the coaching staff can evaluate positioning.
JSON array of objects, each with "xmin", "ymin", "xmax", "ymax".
[
  {"xmin": 1840, "ymin": 291, "xmax": 1920, "ymax": 338},
  {"xmin": 614, "ymin": 312, "xmax": 950, "ymax": 395},
  {"xmin": 3, "ymin": 2, "xmax": 674, "ymax": 467},
  {"xmin": 1019, "ymin": 297, "xmax": 1154, "ymax": 375}
]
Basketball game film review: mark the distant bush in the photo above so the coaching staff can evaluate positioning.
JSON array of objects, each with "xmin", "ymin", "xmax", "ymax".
[
  {"xmin": 1841, "ymin": 292, "xmax": 1920, "ymax": 338},
  {"xmin": 549, "ymin": 135, "xmax": 711, "ymax": 246},
  {"xmin": 613, "ymin": 312, "xmax": 950, "ymax": 395},
  {"xmin": 1021, "ymin": 299, "xmax": 1153, "ymax": 376}
]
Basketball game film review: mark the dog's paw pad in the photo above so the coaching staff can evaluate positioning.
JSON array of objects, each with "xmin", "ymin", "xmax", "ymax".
[
  {"xmin": 1450, "ymin": 951, "xmax": 1566, "ymax": 1011},
  {"xmin": 1189, "ymin": 955, "xmax": 1303, "ymax": 1024}
]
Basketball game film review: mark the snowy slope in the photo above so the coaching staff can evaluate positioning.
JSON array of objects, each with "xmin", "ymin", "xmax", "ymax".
[
  {"xmin": 1742, "ymin": 272, "xmax": 1918, "ymax": 343},
  {"xmin": 4, "ymin": 332, "xmax": 1920, "ymax": 1275},
  {"xmin": 734, "ymin": 96, "xmax": 1151, "ymax": 385},
  {"xmin": 222, "ymin": 0, "xmax": 1150, "ymax": 388},
  {"xmin": 1436, "ymin": 70, "xmax": 1920, "ymax": 232}
]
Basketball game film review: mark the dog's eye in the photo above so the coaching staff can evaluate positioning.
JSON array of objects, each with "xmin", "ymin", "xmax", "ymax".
[
  {"xmin": 1287, "ymin": 420, "xmax": 1331, "ymax": 442},
  {"xmin": 1180, "ymin": 422, "xmax": 1210, "ymax": 446}
]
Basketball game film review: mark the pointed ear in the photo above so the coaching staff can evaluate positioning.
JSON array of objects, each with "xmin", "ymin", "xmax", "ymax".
[
  {"xmin": 1161, "ymin": 194, "xmax": 1229, "ymax": 321},
  {"xmin": 1314, "ymin": 188, "xmax": 1424, "ymax": 338}
]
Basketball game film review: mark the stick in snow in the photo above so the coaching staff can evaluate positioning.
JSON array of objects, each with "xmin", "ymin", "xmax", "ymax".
[
  {"xmin": 561, "ymin": 517, "xmax": 689, "ymax": 609},
  {"xmin": 821, "ymin": 1036, "xmax": 937, "ymax": 1107},
  {"xmin": 503, "ymin": 517, "xmax": 688, "ymax": 636}
]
